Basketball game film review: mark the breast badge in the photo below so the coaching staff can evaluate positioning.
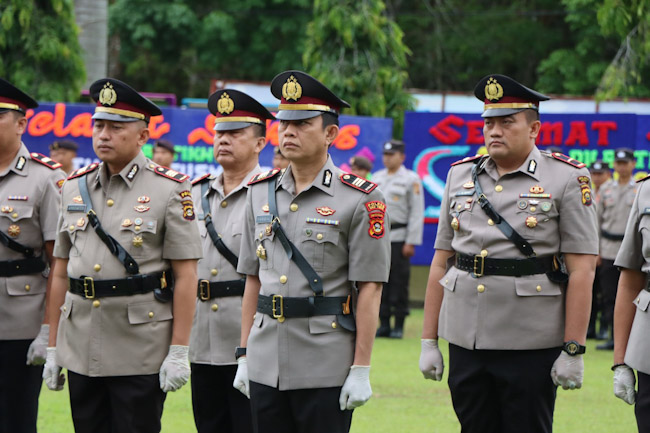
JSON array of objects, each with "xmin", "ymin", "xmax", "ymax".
[
  {"xmin": 72, "ymin": 196, "xmax": 83, "ymax": 203},
  {"xmin": 134, "ymin": 205, "xmax": 150, "ymax": 213},
  {"xmin": 7, "ymin": 224, "xmax": 20, "ymax": 237},
  {"xmin": 525, "ymin": 216, "xmax": 538, "ymax": 228},
  {"xmin": 451, "ymin": 216, "xmax": 460, "ymax": 231},
  {"xmin": 256, "ymin": 244, "xmax": 267, "ymax": 260},
  {"xmin": 132, "ymin": 235, "xmax": 143, "ymax": 247},
  {"xmin": 1, "ymin": 206, "xmax": 13, "ymax": 213},
  {"xmin": 122, "ymin": 219, "xmax": 133, "ymax": 227},
  {"xmin": 137, "ymin": 196, "xmax": 150, "ymax": 203},
  {"xmin": 316, "ymin": 206, "xmax": 336, "ymax": 216}
]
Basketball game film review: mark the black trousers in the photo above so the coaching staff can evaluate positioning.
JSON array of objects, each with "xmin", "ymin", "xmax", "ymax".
[
  {"xmin": 448, "ymin": 344, "xmax": 561, "ymax": 433},
  {"xmin": 68, "ymin": 371, "xmax": 166, "ymax": 433},
  {"xmin": 249, "ymin": 381, "xmax": 353, "ymax": 433},
  {"xmin": 191, "ymin": 363, "xmax": 253, "ymax": 433},
  {"xmin": 379, "ymin": 241, "xmax": 410, "ymax": 320},
  {"xmin": 0, "ymin": 340, "xmax": 43, "ymax": 433},
  {"xmin": 588, "ymin": 264, "xmax": 604, "ymax": 334},
  {"xmin": 598, "ymin": 259, "xmax": 621, "ymax": 335},
  {"xmin": 637, "ymin": 371, "xmax": 650, "ymax": 433}
]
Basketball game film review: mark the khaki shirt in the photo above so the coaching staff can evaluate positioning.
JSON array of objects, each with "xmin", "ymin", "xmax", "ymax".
[
  {"xmin": 598, "ymin": 178, "xmax": 636, "ymax": 260},
  {"xmin": 238, "ymin": 156, "xmax": 391, "ymax": 390},
  {"xmin": 54, "ymin": 151, "xmax": 202, "ymax": 376},
  {"xmin": 189, "ymin": 165, "xmax": 261, "ymax": 365},
  {"xmin": 372, "ymin": 165, "xmax": 425, "ymax": 245},
  {"xmin": 0, "ymin": 144, "xmax": 65, "ymax": 340},
  {"xmin": 614, "ymin": 179, "xmax": 650, "ymax": 374},
  {"xmin": 434, "ymin": 146, "xmax": 598, "ymax": 350}
]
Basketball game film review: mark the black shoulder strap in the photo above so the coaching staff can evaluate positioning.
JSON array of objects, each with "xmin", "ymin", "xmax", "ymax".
[
  {"xmin": 267, "ymin": 179, "xmax": 323, "ymax": 296},
  {"xmin": 471, "ymin": 157, "xmax": 536, "ymax": 258},
  {"xmin": 200, "ymin": 181, "xmax": 239, "ymax": 270},
  {"xmin": 0, "ymin": 231, "xmax": 34, "ymax": 257},
  {"xmin": 78, "ymin": 176, "xmax": 139, "ymax": 274}
]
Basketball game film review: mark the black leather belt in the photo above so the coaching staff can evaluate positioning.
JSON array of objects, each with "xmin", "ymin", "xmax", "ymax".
[
  {"xmin": 391, "ymin": 222, "xmax": 407, "ymax": 229},
  {"xmin": 257, "ymin": 294, "xmax": 351, "ymax": 321},
  {"xmin": 601, "ymin": 230, "xmax": 624, "ymax": 241},
  {"xmin": 0, "ymin": 255, "xmax": 46, "ymax": 277},
  {"xmin": 197, "ymin": 278, "xmax": 245, "ymax": 301},
  {"xmin": 455, "ymin": 253, "xmax": 556, "ymax": 277},
  {"xmin": 69, "ymin": 270, "xmax": 171, "ymax": 299}
]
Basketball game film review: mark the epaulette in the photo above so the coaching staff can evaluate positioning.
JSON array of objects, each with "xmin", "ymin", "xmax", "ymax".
[
  {"xmin": 191, "ymin": 173, "xmax": 214, "ymax": 185},
  {"xmin": 545, "ymin": 152, "xmax": 586, "ymax": 169},
  {"xmin": 154, "ymin": 166, "xmax": 190, "ymax": 183},
  {"xmin": 637, "ymin": 174, "xmax": 650, "ymax": 183},
  {"xmin": 340, "ymin": 173, "xmax": 377, "ymax": 194},
  {"xmin": 450, "ymin": 155, "xmax": 482, "ymax": 166},
  {"xmin": 248, "ymin": 168, "xmax": 281, "ymax": 185},
  {"xmin": 30, "ymin": 152, "xmax": 62, "ymax": 170},
  {"xmin": 67, "ymin": 163, "xmax": 99, "ymax": 180}
]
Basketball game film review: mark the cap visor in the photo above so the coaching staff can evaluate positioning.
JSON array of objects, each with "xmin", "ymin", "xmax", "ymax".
[
  {"xmin": 214, "ymin": 121, "xmax": 257, "ymax": 132},
  {"xmin": 275, "ymin": 110, "xmax": 324, "ymax": 121},
  {"xmin": 481, "ymin": 107, "xmax": 527, "ymax": 118},
  {"xmin": 92, "ymin": 112, "xmax": 141, "ymax": 122}
]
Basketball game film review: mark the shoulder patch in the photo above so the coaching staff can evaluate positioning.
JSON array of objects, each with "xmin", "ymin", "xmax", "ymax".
[
  {"xmin": 637, "ymin": 174, "xmax": 650, "ymax": 183},
  {"xmin": 248, "ymin": 168, "xmax": 281, "ymax": 185},
  {"xmin": 191, "ymin": 173, "xmax": 214, "ymax": 185},
  {"xmin": 450, "ymin": 155, "xmax": 482, "ymax": 166},
  {"xmin": 546, "ymin": 152, "xmax": 586, "ymax": 169},
  {"xmin": 67, "ymin": 163, "xmax": 99, "ymax": 180},
  {"xmin": 340, "ymin": 173, "xmax": 377, "ymax": 194},
  {"xmin": 154, "ymin": 166, "xmax": 190, "ymax": 183},
  {"xmin": 30, "ymin": 152, "xmax": 62, "ymax": 170}
]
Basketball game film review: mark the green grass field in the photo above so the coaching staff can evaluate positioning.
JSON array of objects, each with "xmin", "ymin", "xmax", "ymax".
[{"xmin": 37, "ymin": 309, "xmax": 636, "ymax": 432}]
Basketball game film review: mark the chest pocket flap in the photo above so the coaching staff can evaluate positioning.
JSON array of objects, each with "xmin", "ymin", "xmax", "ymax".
[
  {"xmin": 0, "ymin": 204, "xmax": 33, "ymax": 222},
  {"xmin": 120, "ymin": 218, "xmax": 157, "ymax": 234},
  {"xmin": 515, "ymin": 276, "xmax": 562, "ymax": 297},
  {"xmin": 127, "ymin": 301, "xmax": 173, "ymax": 325},
  {"xmin": 634, "ymin": 290, "xmax": 650, "ymax": 312}
]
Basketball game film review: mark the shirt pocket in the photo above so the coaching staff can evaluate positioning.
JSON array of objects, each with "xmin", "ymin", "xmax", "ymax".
[
  {"xmin": 0, "ymin": 204, "xmax": 35, "ymax": 243},
  {"xmin": 514, "ymin": 276, "xmax": 563, "ymax": 297},
  {"xmin": 308, "ymin": 315, "xmax": 345, "ymax": 334},
  {"xmin": 119, "ymin": 217, "xmax": 158, "ymax": 258},
  {"xmin": 62, "ymin": 216, "xmax": 90, "ymax": 257},
  {"xmin": 254, "ymin": 223, "xmax": 275, "ymax": 270},
  {"xmin": 448, "ymin": 200, "xmax": 473, "ymax": 237},
  {"xmin": 299, "ymin": 224, "xmax": 341, "ymax": 272},
  {"xmin": 439, "ymin": 268, "xmax": 459, "ymax": 293},
  {"xmin": 5, "ymin": 274, "xmax": 46, "ymax": 296},
  {"xmin": 515, "ymin": 201, "xmax": 558, "ymax": 240},
  {"xmin": 127, "ymin": 301, "xmax": 173, "ymax": 325},
  {"xmin": 639, "ymin": 216, "xmax": 650, "ymax": 258},
  {"xmin": 633, "ymin": 289, "xmax": 650, "ymax": 313}
]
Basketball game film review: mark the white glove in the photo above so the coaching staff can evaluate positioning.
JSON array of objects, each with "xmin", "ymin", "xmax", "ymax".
[
  {"xmin": 42, "ymin": 347, "xmax": 65, "ymax": 391},
  {"xmin": 233, "ymin": 356, "xmax": 250, "ymax": 398},
  {"xmin": 26, "ymin": 324, "xmax": 49, "ymax": 365},
  {"xmin": 613, "ymin": 364, "xmax": 636, "ymax": 405},
  {"xmin": 159, "ymin": 345, "xmax": 190, "ymax": 392},
  {"xmin": 551, "ymin": 351, "xmax": 583, "ymax": 390},
  {"xmin": 419, "ymin": 339, "xmax": 444, "ymax": 381},
  {"xmin": 339, "ymin": 365, "xmax": 372, "ymax": 411}
]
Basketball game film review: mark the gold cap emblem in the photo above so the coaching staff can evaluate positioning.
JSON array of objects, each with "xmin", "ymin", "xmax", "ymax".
[
  {"xmin": 98, "ymin": 82, "xmax": 118, "ymax": 106},
  {"xmin": 484, "ymin": 77, "xmax": 503, "ymax": 101},
  {"xmin": 282, "ymin": 75, "xmax": 302, "ymax": 101},
  {"xmin": 217, "ymin": 92, "xmax": 235, "ymax": 115}
]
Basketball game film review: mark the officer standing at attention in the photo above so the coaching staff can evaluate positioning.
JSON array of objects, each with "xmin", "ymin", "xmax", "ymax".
[
  {"xmin": 233, "ymin": 70, "xmax": 391, "ymax": 433},
  {"xmin": 596, "ymin": 148, "xmax": 637, "ymax": 351},
  {"xmin": 152, "ymin": 139, "xmax": 176, "ymax": 168},
  {"xmin": 189, "ymin": 89, "xmax": 274, "ymax": 433},
  {"xmin": 419, "ymin": 74, "xmax": 598, "ymax": 433},
  {"xmin": 611, "ymin": 164, "xmax": 650, "ymax": 432},
  {"xmin": 49, "ymin": 139, "xmax": 79, "ymax": 175},
  {"xmin": 372, "ymin": 139, "xmax": 424, "ymax": 338},
  {"xmin": 42, "ymin": 78, "xmax": 202, "ymax": 433},
  {"xmin": 0, "ymin": 78, "xmax": 65, "ymax": 433}
]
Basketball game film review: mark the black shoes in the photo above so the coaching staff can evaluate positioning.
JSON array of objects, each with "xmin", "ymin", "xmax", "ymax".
[
  {"xmin": 389, "ymin": 328, "xmax": 403, "ymax": 339},
  {"xmin": 376, "ymin": 325, "xmax": 391, "ymax": 337}
]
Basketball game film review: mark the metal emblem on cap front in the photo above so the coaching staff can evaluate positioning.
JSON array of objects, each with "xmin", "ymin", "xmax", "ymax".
[
  {"xmin": 484, "ymin": 77, "xmax": 503, "ymax": 101},
  {"xmin": 282, "ymin": 75, "xmax": 302, "ymax": 101},
  {"xmin": 99, "ymin": 82, "xmax": 117, "ymax": 106},
  {"xmin": 217, "ymin": 92, "xmax": 235, "ymax": 115}
]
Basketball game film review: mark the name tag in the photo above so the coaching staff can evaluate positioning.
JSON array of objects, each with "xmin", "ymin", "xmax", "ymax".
[
  {"xmin": 642, "ymin": 207, "xmax": 650, "ymax": 216},
  {"xmin": 256, "ymin": 215, "xmax": 273, "ymax": 224},
  {"xmin": 67, "ymin": 204, "xmax": 87, "ymax": 212},
  {"xmin": 454, "ymin": 190, "xmax": 475, "ymax": 197}
]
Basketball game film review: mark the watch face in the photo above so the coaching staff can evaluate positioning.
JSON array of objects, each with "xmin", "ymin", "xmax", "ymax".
[{"xmin": 566, "ymin": 342, "xmax": 578, "ymax": 355}]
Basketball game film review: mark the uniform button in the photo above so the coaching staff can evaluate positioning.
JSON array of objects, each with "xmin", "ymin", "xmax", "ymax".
[
  {"xmin": 495, "ymin": 185, "xmax": 503, "ymax": 192},
  {"xmin": 480, "ymin": 249, "xmax": 488, "ymax": 257},
  {"xmin": 290, "ymin": 203, "xmax": 299, "ymax": 212},
  {"xmin": 134, "ymin": 225, "xmax": 141, "ymax": 232},
  {"xmin": 530, "ymin": 206, "xmax": 537, "ymax": 212},
  {"xmin": 93, "ymin": 300, "xmax": 100, "ymax": 308},
  {"xmin": 68, "ymin": 225, "xmax": 75, "ymax": 231},
  {"xmin": 11, "ymin": 212, "xmax": 18, "ymax": 218},
  {"xmin": 94, "ymin": 264, "xmax": 101, "ymax": 272},
  {"xmin": 24, "ymin": 284, "xmax": 30, "ymax": 291},
  {"xmin": 149, "ymin": 164, "xmax": 155, "ymax": 168},
  {"xmin": 211, "ymin": 268, "xmax": 218, "ymax": 276},
  {"xmin": 106, "ymin": 199, "xmax": 114, "ymax": 207},
  {"xmin": 536, "ymin": 285, "xmax": 542, "ymax": 292},
  {"xmin": 305, "ymin": 229, "xmax": 312, "ymax": 236},
  {"xmin": 221, "ymin": 201, "xmax": 228, "ymax": 208},
  {"xmin": 477, "ymin": 284, "xmax": 485, "ymax": 293},
  {"xmin": 445, "ymin": 279, "xmax": 449, "ymax": 284},
  {"xmin": 316, "ymin": 233, "xmax": 323, "ymax": 240},
  {"xmin": 331, "ymin": 322, "xmax": 337, "ymax": 329},
  {"xmin": 211, "ymin": 304, "xmax": 218, "ymax": 312},
  {"xmin": 487, "ymin": 219, "xmax": 494, "ymax": 226},
  {"xmin": 148, "ymin": 311, "xmax": 154, "ymax": 318},
  {"xmin": 63, "ymin": 306, "xmax": 67, "ymax": 312},
  {"xmin": 280, "ymin": 275, "xmax": 288, "ymax": 284},
  {"xmin": 456, "ymin": 204, "xmax": 462, "ymax": 211}
]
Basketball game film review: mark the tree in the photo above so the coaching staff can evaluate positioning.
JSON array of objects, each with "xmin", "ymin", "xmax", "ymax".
[
  {"xmin": 0, "ymin": 0, "xmax": 85, "ymax": 101},
  {"xmin": 303, "ymin": 0, "xmax": 414, "ymax": 137},
  {"xmin": 75, "ymin": 0, "xmax": 108, "ymax": 88}
]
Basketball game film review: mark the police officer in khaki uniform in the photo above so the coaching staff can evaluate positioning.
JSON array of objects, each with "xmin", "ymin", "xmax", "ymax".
[
  {"xmin": 233, "ymin": 71, "xmax": 391, "ymax": 433},
  {"xmin": 419, "ymin": 74, "xmax": 598, "ymax": 433},
  {"xmin": 0, "ymin": 78, "xmax": 65, "ymax": 433},
  {"xmin": 42, "ymin": 78, "xmax": 202, "ymax": 433},
  {"xmin": 596, "ymin": 148, "xmax": 637, "ymax": 350},
  {"xmin": 152, "ymin": 139, "xmax": 176, "ymax": 168},
  {"xmin": 189, "ymin": 89, "xmax": 274, "ymax": 433},
  {"xmin": 372, "ymin": 139, "xmax": 424, "ymax": 338},
  {"xmin": 611, "ymin": 171, "xmax": 650, "ymax": 431},
  {"xmin": 49, "ymin": 139, "xmax": 79, "ymax": 175}
]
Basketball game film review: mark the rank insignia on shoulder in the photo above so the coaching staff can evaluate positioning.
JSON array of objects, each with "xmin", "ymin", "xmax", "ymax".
[
  {"xmin": 191, "ymin": 173, "xmax": 214, "ymax": 185},
  {"xmin": 248, "ymin": 168, "xmax": 281, "ymax": 185},
  {"xmin": 30, "ymin": 153, "xmax": 62, "ymax": 170},
  {"xmin": 547, "ymin": 152, "xmax": 586, "ymax": 168},
  {"xmin": 451, "ymin": 155, "xmax": 482, "ymax": 166},
  {"xmin": 68, "ymin": 163, "xmax": 100, "ymax": 180},
  {"xmin": 340, "ymin": 174, "xmax": 377, "ymax": 193},
  {"xmin": 154, "ymin": 166, "xmax": 190, "ymax": 182}
]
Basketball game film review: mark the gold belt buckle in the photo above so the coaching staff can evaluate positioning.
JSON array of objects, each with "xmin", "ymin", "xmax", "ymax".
[
  {"xmin": 473, "ymin": 255, "xmax": 484, "ymax": 278},
  {"xmin": 83, "ymin": 276, "xmax": 95, "ymax": 299},
  {"xmin": 272, "ymin": 294, "xmax": 285, "ymax": 322},
  {"xmin": 199, "ymin": 280, "xmax": 210, "ymax": 301}
]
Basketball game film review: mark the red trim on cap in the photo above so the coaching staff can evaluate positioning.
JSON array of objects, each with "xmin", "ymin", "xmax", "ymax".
[
  {"xmin": 0, "ymin": 96, "xmax": 27, "ymax": 111},
  {"xmin": 96, "ymin": 100, "xmax": 150, "ymax": 118},
  {"xmin": 216, "ymin": 109, "xmax": 264, "ymax": 121},
  {"xmin": 280, "ymin": 95, "xmax": 340, "ymax": 111},
  {"xmin": 483, "ymin": 96, "xmax": 536, "ymax": 105}
]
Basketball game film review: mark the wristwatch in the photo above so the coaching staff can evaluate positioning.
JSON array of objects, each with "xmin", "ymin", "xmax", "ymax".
[
  {"xmin": 235, "ymin": 346, "xmax": 247, "ymax": 360},
  {"xmin": 563, "ymin": 340, "xmax": 586, "ymax": 356}
]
